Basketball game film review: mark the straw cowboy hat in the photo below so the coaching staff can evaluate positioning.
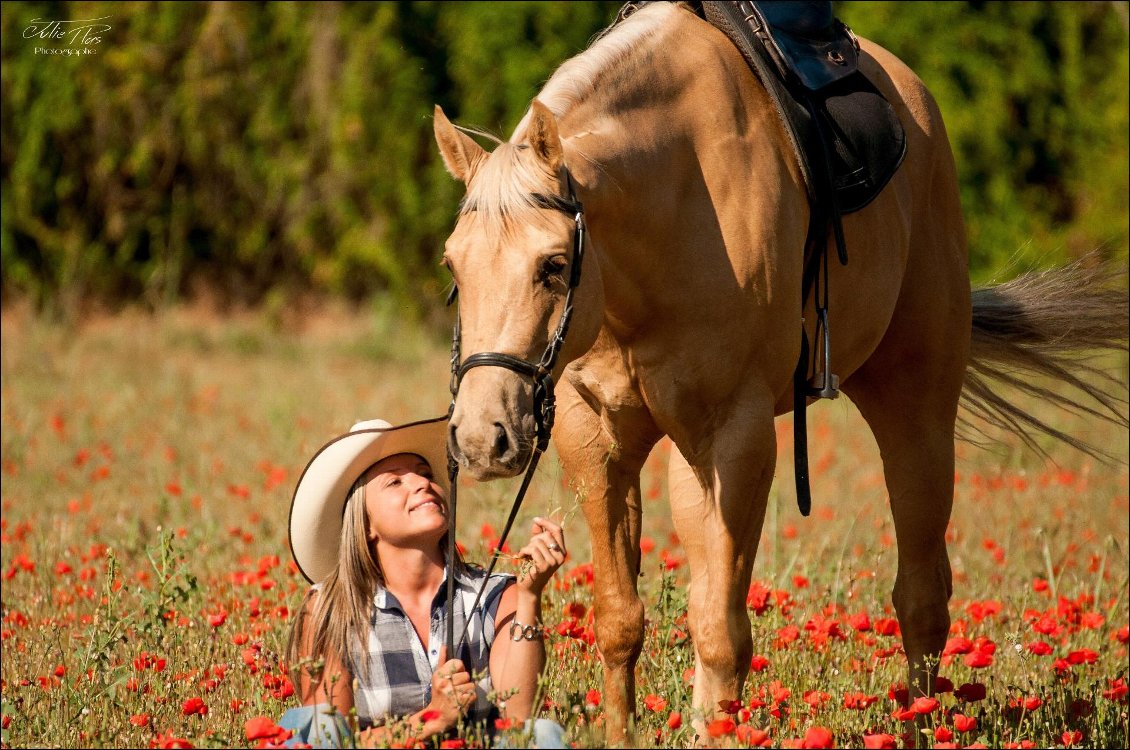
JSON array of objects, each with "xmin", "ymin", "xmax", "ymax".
[{"xmin": 289, "ymin": 416, "xmax": 449, "ymax": 584}]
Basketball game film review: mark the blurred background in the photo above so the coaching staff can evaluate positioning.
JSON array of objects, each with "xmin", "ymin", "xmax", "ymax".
[{"xmin": 2, "ymin": 1, "xmax": 1128, "ymax": 324}]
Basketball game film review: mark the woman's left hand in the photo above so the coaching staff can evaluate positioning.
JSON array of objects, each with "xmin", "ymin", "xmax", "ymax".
[{"xmin": 515, "ymin": 516, "xmax": 566, "ymax": 595}]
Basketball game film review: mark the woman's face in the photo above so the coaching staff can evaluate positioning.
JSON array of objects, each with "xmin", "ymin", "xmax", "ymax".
[{"xmin": 361, "ymin": 453, "xmax": 448, "ymax": 547}]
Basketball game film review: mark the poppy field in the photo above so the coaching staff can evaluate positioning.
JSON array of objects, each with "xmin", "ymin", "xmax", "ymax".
[{"xmin": 1, "ymin": 306, "xmax": 1127, "ymax": 749}]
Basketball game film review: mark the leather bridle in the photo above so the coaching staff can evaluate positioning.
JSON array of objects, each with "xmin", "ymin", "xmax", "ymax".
[{"xmin": 443, "ymin": 174, "xmax": 586, "ymax": 656}]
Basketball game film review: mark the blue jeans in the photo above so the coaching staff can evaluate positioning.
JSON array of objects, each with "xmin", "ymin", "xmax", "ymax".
[
  {"xmin": 277, "ymin": 705, "xmax": 567, "ymax": 749},
  {"xmin": 498, "ymin": 718, "xmax": 569, "ymax": 748},
  {"xmin": 277, "ymin": 704, "xmax": 351, "ymax": 749}
]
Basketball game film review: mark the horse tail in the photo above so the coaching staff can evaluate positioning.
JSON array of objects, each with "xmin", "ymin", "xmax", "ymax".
[{"xmin": 960, "ymin": 257, "xmax": 1129, "ymax": 461}]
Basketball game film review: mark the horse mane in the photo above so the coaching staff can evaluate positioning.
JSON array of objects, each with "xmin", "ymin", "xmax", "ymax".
[
  {"xmin": 517, "ymin": 3, "xmax": 681, "ymax": 132},
  {"xmin": 460, "ymin": 3, "xmax": 680, "ymax": 229}
]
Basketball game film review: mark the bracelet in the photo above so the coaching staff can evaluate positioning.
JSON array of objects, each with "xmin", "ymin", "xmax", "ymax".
[{"xmin": 509, "ymin": 620, "xmax": 543, "ymax": 642}]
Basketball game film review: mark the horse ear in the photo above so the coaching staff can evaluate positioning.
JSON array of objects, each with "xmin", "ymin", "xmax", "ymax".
[
  {"xmin": 434, "ymin": 105, "xmax": 487, "ymax": 183},
  {"xmin": 527, "ymin": 100, "xmax": 563, "ymax": 172}
]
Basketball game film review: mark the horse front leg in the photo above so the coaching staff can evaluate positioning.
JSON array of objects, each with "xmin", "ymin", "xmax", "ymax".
[
  {"xmin": 668, "ymin": 390, "xmax": 777, "ymax": 745},
  {"xmin": 554, "ymin": 378, "xmax": 660, "ymax": 745}
]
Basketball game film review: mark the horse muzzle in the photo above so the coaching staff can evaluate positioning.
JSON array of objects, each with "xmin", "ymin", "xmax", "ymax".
[{"xmin": 447, "ymin": 377, "xmax": 536, "ymax": 480}]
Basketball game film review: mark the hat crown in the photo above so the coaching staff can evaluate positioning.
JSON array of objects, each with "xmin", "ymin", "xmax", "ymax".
[{"xmin": 350, "ymin": 419, "xmax": 394, "ymax": 432}]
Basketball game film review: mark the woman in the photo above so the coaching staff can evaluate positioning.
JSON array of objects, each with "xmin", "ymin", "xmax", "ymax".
[{"xmin": 281, "ymin": 417, "xmax": 568, "ymax": 748}]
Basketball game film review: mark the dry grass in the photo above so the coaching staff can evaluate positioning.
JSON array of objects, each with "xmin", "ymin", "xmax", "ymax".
[{"xmin": 1, "ymin": 305, "xmax": 1126, "ymax": 748}]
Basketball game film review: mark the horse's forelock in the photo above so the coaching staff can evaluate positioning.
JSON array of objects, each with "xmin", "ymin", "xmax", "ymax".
[{"xmin": 459, "ymin": 143, "xmax": 561, "ymax": 238}]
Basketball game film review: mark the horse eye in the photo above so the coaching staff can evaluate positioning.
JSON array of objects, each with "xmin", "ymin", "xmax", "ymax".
[{"xmin": 537, "ymin": 256, "xmax": 568, "ymax": 288}]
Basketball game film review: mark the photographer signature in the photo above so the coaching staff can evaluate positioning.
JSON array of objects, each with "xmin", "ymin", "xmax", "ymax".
[{"xmin": 23, "ymin": 17, "xmax": 111, "ymax": 49}]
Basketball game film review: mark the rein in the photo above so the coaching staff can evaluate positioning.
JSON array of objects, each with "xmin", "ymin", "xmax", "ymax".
[{"xmin": 443, "ymin": 175, "xmax": 586, "ymax": 657}]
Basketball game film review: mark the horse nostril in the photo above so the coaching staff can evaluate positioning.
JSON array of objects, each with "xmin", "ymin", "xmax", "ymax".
[
  {"xmin": 448, "ymin": 423, "xmax": 463, "ymax": 461},
  {"xmin": 492, "ymin": 423, "xmax": 510, "ymax": 458}
]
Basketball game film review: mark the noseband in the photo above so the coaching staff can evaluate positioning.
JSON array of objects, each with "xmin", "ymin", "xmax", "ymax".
[{"xmin": 443, "ymin": 174, "xmax": 586, "ymax": 656}]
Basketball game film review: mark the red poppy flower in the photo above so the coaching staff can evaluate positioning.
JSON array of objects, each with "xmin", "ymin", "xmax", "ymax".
[
  {"xmin": 935, "ymin": 726, "xmax": 953, "ymax": 742},
  {"xmin": 911, "ymin": 696, "xmax": 940, "ymax": 715},
  {"xmin": 736, "ymin": 726, "xmax": 771, "ymax": 746},
  {"xmin": 666, "ymin": 712, "xmax": 682, "ymax": 730},
  {"xmin": 1102, "ymin": 678, "xmax": 1128, "ymax": 702},
  {"xmin": 181, "ymin": 697, "xmax": 207, "ymax": 716},
  {"xmin": 801, "ymin": 726, "xmax": 834, "ymax": 749},
  {"xmin": 129, "ymin": 714, "xmax": 150, "ymax": 727},
  {"xmin": 955, "ymin": 682, "xmax": 986, "ymax": 702},
  {"xmin": 1061, "ymin": 730, "xmax": 1083, "ymax": 746},
  {"xmin": 964, "ymin": 650, "xmax": 993, "ymax": 668},
  {"xmin": 585, "ymin": 689, "xmax": 601, "ymax": 707},
  {"xmin": 804, "ymin": 690, "xmax": 831, "ymax": 709},
  {"xmin": 953, "ymin": 714, "xmax": 977, "ymax": 733},
  {"xmin": 1066, "ymin": 648, "xmax": 1097, "ymax": 665},
  {"xmin": 843, "ymin": 692, "xmax": 878, "ymax": 710},
  {"xmin": 149, "ymin": 732, "xmax": 194, "ymax": 749},
  {"xmin": 891, "ymin": 707, "xmax": 917, "ymax": 722},
  {"xmin": 706, "ymin": 718, "xmax": 735, "ymax": 738},
  {"xmin": 874, "ymin": 618, "xmax": 899, "ymax": 636},
  {"xmin": 245, "ymin": 717, "xmax": 283, "ymax": 741},
  {"xmin": 643, "ymin": 694, "xmax": 667, "ymax": 713},
  {"xmin": 718, "ymin": 699, "xmax": 741, "ymax": 715},
  {"xmin": 862, "ymin": 733, "xmax": 897, "ymax": 749}
]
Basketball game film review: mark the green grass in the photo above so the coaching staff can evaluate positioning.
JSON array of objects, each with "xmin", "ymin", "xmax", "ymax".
[{"xmin": 1, "ymin": 305, "xmax": 1127, "ymax": 748}]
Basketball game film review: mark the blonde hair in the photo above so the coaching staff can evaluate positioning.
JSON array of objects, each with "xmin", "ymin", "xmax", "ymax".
[{"xmin": 286, "ymin": 466, "xmax": 463, "ymax": 693}]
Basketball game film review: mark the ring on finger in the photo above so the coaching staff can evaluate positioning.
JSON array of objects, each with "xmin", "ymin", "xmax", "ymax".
[{"xmin": 547, "ymin": 542, "xmax": 562, "ymax": 552}]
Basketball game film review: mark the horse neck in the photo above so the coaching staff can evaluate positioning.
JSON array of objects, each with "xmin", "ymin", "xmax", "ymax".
[{"xmin": 552, "ymin": 10, "xmax": 781, "ymax": 333}]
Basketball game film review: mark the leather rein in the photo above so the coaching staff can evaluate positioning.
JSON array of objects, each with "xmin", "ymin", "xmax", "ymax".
[{"xmin": 443, "ymin": 175, "xmax": 586, "ymax": 656}]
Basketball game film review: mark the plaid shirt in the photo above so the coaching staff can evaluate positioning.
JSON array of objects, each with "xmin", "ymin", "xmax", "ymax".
[{"xmin": 348, "ymin": 565, "xmax": 514, "ymax": 728}]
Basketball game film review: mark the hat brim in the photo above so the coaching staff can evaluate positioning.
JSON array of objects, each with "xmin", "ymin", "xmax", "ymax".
[{"xmin": 289, "ymin": 416, "xmax": 450, "ymax": 584}]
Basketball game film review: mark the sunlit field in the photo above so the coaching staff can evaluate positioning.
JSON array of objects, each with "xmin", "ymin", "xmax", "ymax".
[{"xmin": 1, "ymin": 305, "xmax": 1127, "ymax": 749}]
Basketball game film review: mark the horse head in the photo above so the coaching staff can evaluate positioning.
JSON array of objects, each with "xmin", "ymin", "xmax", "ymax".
[{"xmin": 434, "ymin": 102, "xmax": 604, "ymax": 480}]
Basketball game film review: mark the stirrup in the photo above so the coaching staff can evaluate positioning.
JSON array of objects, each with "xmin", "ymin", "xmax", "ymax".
[
  {"xmin": 806, "ymin": 308, "xmax": 839, "ymax": 399},
  {"xmin": 807, "ymin": 370, "xmax": 839, "ymax": 399}
]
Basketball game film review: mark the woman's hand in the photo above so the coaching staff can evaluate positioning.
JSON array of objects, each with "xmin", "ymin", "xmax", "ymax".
[
  {"xmin": 423, "ymin": 647, "xmax": 477, "ymax": 730},
  {"xmin": 515, "ymin": 516, "xmax": 566, "ymax": 596}
]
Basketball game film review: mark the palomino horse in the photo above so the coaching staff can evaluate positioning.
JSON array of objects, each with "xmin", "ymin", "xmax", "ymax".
[{"xmin": 434, "ymin": 2, "xmax": 1128, "ymax": 742}]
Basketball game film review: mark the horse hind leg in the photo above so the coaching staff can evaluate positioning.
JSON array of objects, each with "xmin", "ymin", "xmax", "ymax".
[{"xmin": 842, "ymin": 324, "xmax": 967, "ymax": 707}]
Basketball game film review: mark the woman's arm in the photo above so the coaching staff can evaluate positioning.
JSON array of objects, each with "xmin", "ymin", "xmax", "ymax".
[
  {"xmin": 489, "ymin": 517, "xmax": 567, "ymax": 721},
  {"xmin": 490, "ymin": 583, "xmax": 545, "ymax": 721},
  {"xmin": 294, "ymin": 595, "xmax": 355, "ymax": 718}
]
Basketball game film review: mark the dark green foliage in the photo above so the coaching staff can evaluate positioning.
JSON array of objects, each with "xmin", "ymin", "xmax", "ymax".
[
  {"xmin": 839, "ymin": 1, "xmax": 1129, "ymax": 282},
  {"xmin": 1, "ymin": 1, "xmax": 1126, "ymax": 314}
]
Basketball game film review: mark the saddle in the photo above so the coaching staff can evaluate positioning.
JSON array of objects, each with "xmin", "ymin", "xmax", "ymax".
[
  {"xmin": 616, "ymin": 1, "xmax": 907, "ymax": 515},
  {"xmin": 697, "ymin": 1, "xmax": 906, "ymax": 215},
  {"xmin": 619, "ymin": 0, "xmax": 906, "ymax": 215}
]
